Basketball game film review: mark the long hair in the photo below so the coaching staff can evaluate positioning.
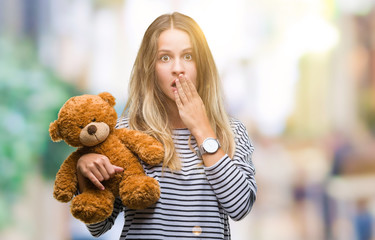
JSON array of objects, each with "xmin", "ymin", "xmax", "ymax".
[{"xmin": 123, "ymin": 12, "xmax": 235, "ymax": 170}]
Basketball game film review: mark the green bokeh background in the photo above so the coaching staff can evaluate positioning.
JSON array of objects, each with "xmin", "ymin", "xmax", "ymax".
[{"xmin": 0, "ymin": 36, "xmax": 79, "ymax": 229}]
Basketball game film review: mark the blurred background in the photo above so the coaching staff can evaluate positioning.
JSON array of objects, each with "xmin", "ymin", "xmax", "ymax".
[{"xmin": 1, "ymin": 0, "xmax": 375, "ymax": 239}]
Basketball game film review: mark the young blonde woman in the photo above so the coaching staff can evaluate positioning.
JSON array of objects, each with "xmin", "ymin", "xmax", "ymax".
[{"xmin": 76, "ymin": 12, "xmax": 257, "ymax": 239}]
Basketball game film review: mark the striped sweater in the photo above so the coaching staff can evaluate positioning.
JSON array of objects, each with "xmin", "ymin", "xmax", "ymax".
[{"xmin": 86, "ymin": 117, "xmax": 257, "ymax": 239}]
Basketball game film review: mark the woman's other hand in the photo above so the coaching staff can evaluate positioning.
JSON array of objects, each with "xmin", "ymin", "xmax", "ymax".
[
  {"xmin": 174, "ymin": 74, "xmax": 214, "ymax": 142},
  {"xmin": 77, "ymin": 153, "xmax": 124, "ymax": 190}
]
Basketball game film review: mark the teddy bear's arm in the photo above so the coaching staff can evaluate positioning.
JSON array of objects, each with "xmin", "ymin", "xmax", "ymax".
[
  {"xmin": 115, "ymin": 128, "xmax": 164, "ymax": 166},
  {"xmin": 53, "ymin": 150, "xmax": 83, "ymax": 202}
]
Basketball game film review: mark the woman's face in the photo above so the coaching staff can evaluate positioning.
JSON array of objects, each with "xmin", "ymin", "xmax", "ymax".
[{"xmin": 155, "ymin": 28, "xmax": 197, "ymax": 103}]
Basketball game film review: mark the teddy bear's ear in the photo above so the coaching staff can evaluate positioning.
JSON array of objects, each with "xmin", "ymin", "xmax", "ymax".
[
  {"xmin": 98, "ymin": 92, "xmax": 116, "ymax": 107},
  {"xmin": 49, "ymin": 120, "xmax": 62, "ymax": 142}
]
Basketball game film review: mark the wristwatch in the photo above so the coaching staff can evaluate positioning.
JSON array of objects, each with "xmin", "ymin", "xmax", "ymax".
[{"xmin": 197, "ymin": 137, "xmax": 220, "ymax": 158}]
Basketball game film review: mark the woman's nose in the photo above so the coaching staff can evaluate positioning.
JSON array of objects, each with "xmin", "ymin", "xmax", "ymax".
[{"xmin": 172, "ymin": 59, "xmax": 185, "ymax": 76}]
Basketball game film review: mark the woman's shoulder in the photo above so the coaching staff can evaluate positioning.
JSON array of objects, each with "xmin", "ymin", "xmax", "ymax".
[
  {"xmin": 229, "ymin": 117, "xmax": 252, "ymax": 139},
  {"xmin": 229, "ymin": 117, "xmax": 246, "ymax": 131},
  {"xmin": 229, "ymin": 117, "xmax": 254, "ymax": 154},
  {"xmin": 116, "ymin": 116, "xmax": 130, "ymax": 129}
]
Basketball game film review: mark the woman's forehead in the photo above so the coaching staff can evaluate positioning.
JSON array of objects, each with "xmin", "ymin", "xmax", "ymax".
[{"xmin": 157, "ymin": 29, "xmax": 192, "ymax": 50}]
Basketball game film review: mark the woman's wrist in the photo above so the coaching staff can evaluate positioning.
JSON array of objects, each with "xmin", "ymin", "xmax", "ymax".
[{"xmin": 191, "ymin": 125, "xmax": 216, "ymax": 145}]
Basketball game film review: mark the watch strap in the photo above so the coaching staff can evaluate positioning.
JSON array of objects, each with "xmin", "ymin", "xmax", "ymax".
[{"xmin": 197, "ymin": 145, "xmax": 206, "ymax": 158}]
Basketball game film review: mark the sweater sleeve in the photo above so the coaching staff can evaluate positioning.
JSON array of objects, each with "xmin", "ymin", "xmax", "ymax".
[
  {"xmin": 86, "ymin": 197, "xmax": 123, "ymax": 237},
  {"xmin": 204, "ymin": 120, "xmax": 257, "ymax": 221}
]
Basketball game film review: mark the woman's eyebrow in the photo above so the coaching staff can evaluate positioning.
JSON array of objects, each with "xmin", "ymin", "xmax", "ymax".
[
  {"xmin": 182, "ymin": 48, "xmax": 193, "ymax": 53},
  {"xmin": 157, "ymin": 49, "xmax": 171, "ymax": 53},
  {"xmin": 158, "ymin": 48, "xmax": 192, "ymax": 53}
]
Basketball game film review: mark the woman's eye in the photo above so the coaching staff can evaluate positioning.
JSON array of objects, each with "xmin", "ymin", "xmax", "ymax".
[
  {"xmin": 184, "ymin": 54, "xmax": 193, "ymax": 61},
  {"xmin": 160, "ymin": 55, "xmax": 170, "ymax": 62}
]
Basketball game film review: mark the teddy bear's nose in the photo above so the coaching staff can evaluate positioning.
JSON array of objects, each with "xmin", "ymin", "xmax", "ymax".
[{"xmin": 87, "ymin": 125, "xmax": 97, "ymax": 135}]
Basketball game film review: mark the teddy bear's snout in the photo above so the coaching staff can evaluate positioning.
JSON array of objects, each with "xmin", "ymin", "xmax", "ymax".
[
  {"xmin": 79, "ymin": 122, "xmax": 110, "ymax": 147},
  {"xmin": 87, "ymin": 125, "xmax": 97, "ymax": 135}
]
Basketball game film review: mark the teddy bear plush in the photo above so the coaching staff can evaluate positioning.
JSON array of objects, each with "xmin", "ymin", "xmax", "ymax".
[{"xmin": 49, "ymin": 92, "xmax": 164, "ymax": 224}]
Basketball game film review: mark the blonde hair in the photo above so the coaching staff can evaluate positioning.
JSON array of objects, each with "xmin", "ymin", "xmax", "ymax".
[{"xmin": 123, "ymin": 12, "xmax": 235, "ymax": 170}]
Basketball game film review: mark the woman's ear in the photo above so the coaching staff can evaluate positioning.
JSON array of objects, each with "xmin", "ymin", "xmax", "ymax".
[
  {"xmin": 49, "ymin": 120, "xmax": 62, "ymax": 142},
  {"xmin": 98, "ymin": 92, "xmax": 116, "ymax": 107}
]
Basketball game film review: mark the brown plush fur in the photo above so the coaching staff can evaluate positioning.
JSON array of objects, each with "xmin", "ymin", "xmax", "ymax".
[{"xmin": 49, "ymin": 92, "xmax": 164, "ymax": 224}]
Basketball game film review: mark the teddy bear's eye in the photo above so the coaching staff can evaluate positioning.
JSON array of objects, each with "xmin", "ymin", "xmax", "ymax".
[
  {"xmin": 79, "ymin": 125, "xmax": 84, "ymax": 129},
  {"xmin": 92, "ymin": 118, "xmax": 96, "ymax": 122}
]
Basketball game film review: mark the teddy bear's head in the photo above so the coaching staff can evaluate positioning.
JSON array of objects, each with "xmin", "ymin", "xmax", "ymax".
[{"xmin": 49, "ymin": 92, "xmax": 118, "ymax": 147}]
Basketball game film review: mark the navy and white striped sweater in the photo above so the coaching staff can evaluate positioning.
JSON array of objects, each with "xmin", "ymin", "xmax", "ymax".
[{"xmin": 87, "ymin": 117, "xmax": 257, "ymax": 239}]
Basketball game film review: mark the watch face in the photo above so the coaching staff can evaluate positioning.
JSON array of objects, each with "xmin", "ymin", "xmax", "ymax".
[{"xmin": 203, "ymin": 138, "xmax": 219, "ymax": 153}]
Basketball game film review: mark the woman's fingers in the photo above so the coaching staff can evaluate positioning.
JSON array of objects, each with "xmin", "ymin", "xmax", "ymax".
[
  {"xmin": 179, "ymin": 74, "xmax": 193, "ymax": 98},
  {"xmin": 174, "ymin": 74, "xmax": 209, "ymax": 133},
  {"xmin": 96, "ymin": 162, "xmax": 110, "ymax": 181},
  {"xmin": 174, "ymin": 89, "xmax": 183, "ymax": 108},
  {"xmin": 102, "ymin": 159, "xmax": 123, "ymax": 179},
  {"xmin": 175, "ymin": 74, "xmax": 196, "ymax": 104},
  {"xmin": 113, "ymin": 166, "xmax": 124, "ymax": 173},
  {"xmin": 77, "ymin": 153, "xmax": 123, "ymax": 190},
  {"xmin": 185, "ymin": 75, "xmax": 198, "ymax": 96},
  {"xmin": 85, "ymin": 171, "xmax": 105, "ymax": 190},
  {"xmin": 175, "ymin": 78, "xmax": 187, "ymax": 103}
]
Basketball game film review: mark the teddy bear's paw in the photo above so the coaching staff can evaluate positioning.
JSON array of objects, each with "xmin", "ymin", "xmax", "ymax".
[
  {"xmin": 120, "ymin": 176, "xmax": 160, "ymax": 209},
  {"xmin": 141, "ymin": 145, "xmax": 165, "ymax": 165},
  {"xmin": 53, "ymin": 189, "xmax": 74, "ymax": 202},
  {"xmin": 71, "ymin": 190, "xmax": 115, "ymax": 224}
]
